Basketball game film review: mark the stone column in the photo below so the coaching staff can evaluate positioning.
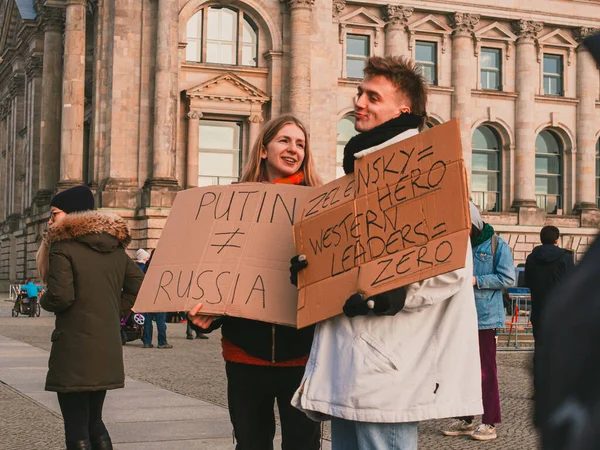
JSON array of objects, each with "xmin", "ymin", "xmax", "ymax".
[
  {"xmin": 512, "ymin": 20, "xmax": 543, "ymax": 212},
  {"xmin": 450, "ymin": 13, "xmax": 479, "ymax": 181},
  {"xmin": 25, "ymin": 55, "xmax": 43, "ymax": 206},
  {"xmin": 575, "ymin": 27, "xmax": 600, "ymax": 221},
  {"xmin": 265, "ymin": 51, "xmax": 283, "ymax": 117},
  {"xmin": 287, "ymin": 0, "xmax": 313, "ymax": 126},
  {"xmin": 149, "ymin": 0, "xmax": 178, "ymax": 190},
  {"xmin": 186, "ymin": 111, "xmax": 201, "ymax": 189},
  {"xmin": 383, "ymin": 5, "xmax": 413, "ymax": 57},
  {"xmin": 38, "ymin": 6, "xmax": 64, "ymax": 202},
  {"xmin": 248, "ymin": 113, "xmax": 264, "ymax": 157}
]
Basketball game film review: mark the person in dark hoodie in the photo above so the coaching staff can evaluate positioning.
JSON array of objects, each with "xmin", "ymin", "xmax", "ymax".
[
  {"xmin": 37, "ymin": 185, "xmax": 144, "ymax": 450},
  {"xmin": 524, "ymin": 225, "xmax": 574, "ymax": 343},
  {"xmin": 525, "ymin": 225, "xmax": 574, "ymax": 396}
]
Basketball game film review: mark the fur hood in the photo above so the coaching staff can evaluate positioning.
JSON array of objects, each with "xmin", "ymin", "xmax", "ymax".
[
  {"xmin": 37, "ymin": 211, "xmax": 132, "ymax": 283},
  {"xmin": 45, "ymin": 211, "xmax": 131, "ymax": 247}
]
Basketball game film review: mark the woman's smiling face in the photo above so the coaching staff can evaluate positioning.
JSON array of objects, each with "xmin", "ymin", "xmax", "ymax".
[{"xmin": 261, "ymin": 123, "xmax": 306, "ymax": 182}]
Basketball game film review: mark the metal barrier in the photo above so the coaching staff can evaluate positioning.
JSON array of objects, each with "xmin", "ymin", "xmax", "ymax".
[
  {"xmin": 499, "ymin": 288, "xmax": 534, "ymax": 350},
  {"xmin": 9, "ymin": 284, "xmax": 21, "ymax": 301}
]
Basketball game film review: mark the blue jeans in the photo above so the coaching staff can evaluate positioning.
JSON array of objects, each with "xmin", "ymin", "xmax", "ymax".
[
  {"xmin": 142, "ymin": 313, "xmax": 168, "ymax": 346},
  {"xmin": 331, "ymin": 418, "xmax": 418, "ymax": 450}
]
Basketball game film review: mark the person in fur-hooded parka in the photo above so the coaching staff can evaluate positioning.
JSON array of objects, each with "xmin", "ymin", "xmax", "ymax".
[{"xmin": 39, "ymin": 209, "xmax": 144, "ymax": 393}]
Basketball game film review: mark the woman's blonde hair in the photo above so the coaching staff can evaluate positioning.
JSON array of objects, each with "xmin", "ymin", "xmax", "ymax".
[{"xmin": 240, "ymin": 114, "xmax": 322, "ymax": 187}]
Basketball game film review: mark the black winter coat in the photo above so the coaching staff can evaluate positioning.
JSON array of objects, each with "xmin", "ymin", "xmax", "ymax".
[
  {"xmin": 39, "ymin": 211, "xmax": 144, "ymax": 392},
  {"xmin": 535, "ymin": 235, "xmax": 600, "ymax": 450},
  {"xmin": 196, "ymin": 317, "xmax": 315, "ymax": 363},
  {"xmin": 524, "ymin": 244, "xmax": 574, "ymax": 332}
]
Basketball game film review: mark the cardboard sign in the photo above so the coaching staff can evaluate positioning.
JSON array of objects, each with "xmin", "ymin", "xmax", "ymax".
[
  {"xmin": 133, "ymin": 183, "xmax": 313, "ymax": 327},
  {"xmin": 293, "ymin": 119, "xmax": 470, "ymax": 328}
]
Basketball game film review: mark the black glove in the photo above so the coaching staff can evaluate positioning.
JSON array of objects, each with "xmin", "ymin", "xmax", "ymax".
[
  {"xmin": 343, "ymin": 293, "xmax": 369, "ymax": 317},
  {"xmin": 343, "ymin": 287, "xmax": 407, "ymax": 318},
  {"xmin": 290, "ymin": 255, "xmax": 308, "ymax": 286},
  {"xmin": 371, "ymin": 286, "xmax": 407, "ymax": 316}
]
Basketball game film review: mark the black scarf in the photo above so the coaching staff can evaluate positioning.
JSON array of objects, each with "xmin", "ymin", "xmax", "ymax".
[{"xmin": 343, "ymin": 113, "xmax": 424, "ymax": 175}]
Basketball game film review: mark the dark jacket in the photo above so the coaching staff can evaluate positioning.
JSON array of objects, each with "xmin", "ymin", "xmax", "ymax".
[
  {"xmin": 524, "ymin": 244, "xmax": 574, "ymax": 330},
  {"xmin": 40, "ymin": 211, "xmax": 144, "ymax": 392},
  {"xmin": 535, "ymin": 235, "xmax": 600, "ymax": 450},
  {"xmin": 197, "ymin": 317, "xmax": 315, "ymax": 363}
]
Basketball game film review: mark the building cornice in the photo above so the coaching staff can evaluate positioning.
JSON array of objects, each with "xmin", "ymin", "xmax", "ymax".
[{"xmin": 535, "ymin": 95, "xmax": 579, "ymax": 106}]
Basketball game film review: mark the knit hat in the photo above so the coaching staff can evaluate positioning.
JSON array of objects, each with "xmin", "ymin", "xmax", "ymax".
[
  {"xmin": 136, "ymin": 249, "xmax": 150, "ymax": 262},
  {"xmin": 50, "ymin": 185, "xmax": 95, "ymax": 214},
  {"xmin": 469, "ymin": 201, "xmax": 484, "ymax": 231}
]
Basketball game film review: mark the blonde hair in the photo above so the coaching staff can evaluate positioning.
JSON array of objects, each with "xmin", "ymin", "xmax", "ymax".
[{"xmin": 240, "ymin": 115, "xmax": 322, "ymax": 187}]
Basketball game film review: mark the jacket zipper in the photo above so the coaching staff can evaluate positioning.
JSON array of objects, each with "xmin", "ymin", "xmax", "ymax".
[{"xmin": 271, "ymin": 325, "xmax": 276, "ymax": 363}]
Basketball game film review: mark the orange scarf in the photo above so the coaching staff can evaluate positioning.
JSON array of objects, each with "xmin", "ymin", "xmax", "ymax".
[{"xmin": 271, "ymin": 171, "xmax": 305, "ymax": 185}]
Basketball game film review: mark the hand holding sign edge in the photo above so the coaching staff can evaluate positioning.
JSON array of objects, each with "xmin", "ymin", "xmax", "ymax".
[
  {"xmin": 290, "ymin": 254, "xmax": 308, "ymax": 286},
  {"xmin": 188, "ymin": 303, "xmax": 215, "ymax": 330}
]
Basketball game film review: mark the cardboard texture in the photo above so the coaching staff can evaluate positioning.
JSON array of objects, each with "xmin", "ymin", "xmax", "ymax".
[
  {"xmin": 133, "ymin": 183, "xmax": 313, "ymax": 327},
  {"xmin": 294, "ymin": 119, "xmax": 470, "ymax": 328}
]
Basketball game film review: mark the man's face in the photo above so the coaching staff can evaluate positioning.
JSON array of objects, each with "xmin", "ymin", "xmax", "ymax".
[{"xmin": 354, "ymin": 75, "xmax": 411, "ymax": 132}]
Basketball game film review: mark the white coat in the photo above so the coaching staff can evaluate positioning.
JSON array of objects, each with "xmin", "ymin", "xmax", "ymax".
[{"xmin": 292, "ymin": 129, "xmax": 483, "ymax": 423}]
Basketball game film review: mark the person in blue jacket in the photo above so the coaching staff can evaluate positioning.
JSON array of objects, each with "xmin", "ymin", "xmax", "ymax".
[
  {"xmin": 442, "ymin": 202, "xmax": 515, "ymax": 441},
  {"xmin": 21, "ymin": 278, "xmax": 40, "ymax": 316}
]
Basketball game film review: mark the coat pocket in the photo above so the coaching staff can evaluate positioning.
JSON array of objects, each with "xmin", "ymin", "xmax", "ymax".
[{"xmin": 356, "ymin": 333, "xmax": 400, "ymax": 372}]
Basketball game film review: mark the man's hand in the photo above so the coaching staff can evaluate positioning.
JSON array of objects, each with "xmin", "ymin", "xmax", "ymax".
[
  {"xmin": 290, "ymin": 254, "xmax": 308, "ymax": 287},
  {"xmin": 343, "ymin": 293, "xmax": 369, "ymax": 317},
  {"xmin": 343, "ymin": 287, "xmax": 407, "ymax": 318},
  {"xmin": 188, "ymin": 303, "xmax": 214, "ymax": 329}
]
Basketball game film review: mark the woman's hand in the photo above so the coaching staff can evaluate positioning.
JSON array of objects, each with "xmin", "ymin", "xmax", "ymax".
[{"xmin": 188, "ymin": 303, "xmax": 214, "ymax": 329}]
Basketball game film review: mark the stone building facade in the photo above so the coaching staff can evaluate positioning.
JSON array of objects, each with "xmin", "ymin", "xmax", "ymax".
[{"xmin": 0, "ymin": 0, "xmax": 599, "ymax": 286}]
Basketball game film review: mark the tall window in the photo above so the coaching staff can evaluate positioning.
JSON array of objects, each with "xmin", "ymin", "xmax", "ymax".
[
  {"xmin": 346, "ymin": 35, "xmax": 369, "ymax": 79},
  {"xmin": 596, "ymin": 138, "xmax": 600, "ymax": 208},
  {"xmin": 198, "ymin": 120, "xmax": 242, "ymax": 186},
  {"xmin": 336, "ymin": 115, "xmax": 359, "ymax": 178},
  {"xmin": 543, "ymin": 54, "xmax": 563, "ymax": 96},
  {"xmin": 471, "ymin": 126, "xmax": 501, "ymax": 212},
  {"xmin": 186, "ymin": 11, "xmax": 203, "ymax": 62},
  {"xmin": 186, "ymin": 7, "xmax": 258, "ymax": 67},
  {"xmin": 535, "ymin": 130, "xmax": 563, "ymax": 213},
  {"xmin": 481, "ymin": 48, "xmax": 501, "ymax": 91},
  {"xmin": 415, "ymin": 41, "xmax": 437, "ymax": 85}
]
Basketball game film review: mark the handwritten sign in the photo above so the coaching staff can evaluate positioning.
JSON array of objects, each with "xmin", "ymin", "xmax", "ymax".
[
  {"xmin": 293, "ymin": 119, "xmax": 470, "ymax": 328},
  {"xmin": 134, "ymin": 183, "xmax": 313, "ymax": 326}
]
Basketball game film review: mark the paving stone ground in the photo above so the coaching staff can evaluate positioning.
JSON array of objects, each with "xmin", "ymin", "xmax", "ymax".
[{"xmin": 0, "ymin": 298, "xmax": 539, "ymax": 449}]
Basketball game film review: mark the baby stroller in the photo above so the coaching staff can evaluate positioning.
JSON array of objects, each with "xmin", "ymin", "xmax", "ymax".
[
  {"xmin": 120, "ymin": 312, "xmax": 145, "ymax": 345},
  {"xmin": 12, "ymin": 289, "xmax": 40, "ymax": 317}
]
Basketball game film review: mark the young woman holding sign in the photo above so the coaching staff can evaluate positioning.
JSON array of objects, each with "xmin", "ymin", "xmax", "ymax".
[{"xmin": 188, "ymin": 114, "xmax": 322, "ymax": 450}]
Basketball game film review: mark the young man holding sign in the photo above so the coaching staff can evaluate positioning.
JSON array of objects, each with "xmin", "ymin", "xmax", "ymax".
[{"xmin": 290, "ymin": 57, "xmax": 483, "ymax": 449}]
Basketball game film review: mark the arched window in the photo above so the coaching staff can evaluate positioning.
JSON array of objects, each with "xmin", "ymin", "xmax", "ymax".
[
  {"xmin": 471, "ymin": 126, "xmax": 501, "ymax": 212},
  {"xmin": 596, "ymin": 138, "xmax": 600, "ymax": 208},
  {"xmin": 186, "ymin": 7, "xmax": 258, "ymax": 67},
  {"xmin": 535, "ymin": 130, "xmax": 563, "ymax": 213},
  {"xmin": 336, "ymin": 115, "xmax": 359, "ymax": 178}
]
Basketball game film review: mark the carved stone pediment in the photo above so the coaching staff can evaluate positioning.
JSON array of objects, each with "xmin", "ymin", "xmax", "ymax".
[
  {"xmin": 185, "ymin": 72, "xmax": 270, "ymax": 104},
  {"xmin": 537, "ymin": 29, "xmax": 578, "ymax": 65},
  {"xmin": 338, "ymin": 8, "xmax": 386, "ymax": 28},
  {"xmin": 407, "ymin": 14, "xmax": 453, "ymax": 53},
  {"xmin": 474, "ymin": 21, "xmax": 517, "ymax": 58}
]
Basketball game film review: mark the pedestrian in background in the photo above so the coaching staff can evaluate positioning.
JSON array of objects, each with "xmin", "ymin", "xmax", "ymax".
[
  {"xmin": 141, "ymin": 250, "xmax": 173, "ymax": 349},
  {"xmin": 20, "ymin": 278, "xmax": 40, "ymax": 316},
  {"xmin": 37, "ymin": 185, "xmax": 143, "ymax": 450},
  {"xmin": 135, "ymin": 248, "xmax": 150, "ymax": 270},
  {"xmin": 442, "ymin": 202, "xmax": 515, "ymax": 441},
  {"xmin": 525, "ymin": 225, "xmax": 574, "ymax": 393},
  {"xmin": 188, "ymin": 114, "xmax": 322, "ymax": 450}
]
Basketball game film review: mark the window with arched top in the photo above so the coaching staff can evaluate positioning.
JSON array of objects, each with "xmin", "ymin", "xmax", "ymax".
[
  {"xmin": 336, "ymin": 115, "xmax": 359, "ymax": 178},
  {"xmin": 535, "ymin": 130, "xmax": 563, "ymax": 213},
  {"xmin": 596, "ymin": 138, "xmax": 600, "ymax": 208},
  {"xmin": 186, "ymin": 7, "xmax": 258, "ymax": 67},
  {"xmin": 471, "ymin": 126, "xmax": 501, "ymax": 212}
]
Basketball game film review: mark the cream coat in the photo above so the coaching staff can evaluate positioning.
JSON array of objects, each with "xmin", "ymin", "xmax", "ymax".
[{"xmin": 292, "ymin": 130, "xmax": 483, "ymax": 423}]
